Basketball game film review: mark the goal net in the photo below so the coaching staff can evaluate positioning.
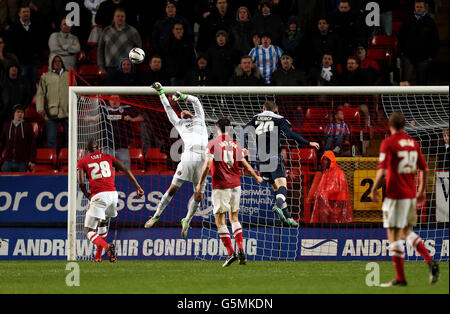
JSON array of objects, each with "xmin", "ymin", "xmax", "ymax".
[{"xmin": 67, "ymin": 86, "xmax": 449, "ymax": 262}]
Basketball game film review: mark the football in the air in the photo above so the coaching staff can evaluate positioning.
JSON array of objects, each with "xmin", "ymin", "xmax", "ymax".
[{"xmin": 129, "ymin": 48, "xmax": 145, "ymax": 64}]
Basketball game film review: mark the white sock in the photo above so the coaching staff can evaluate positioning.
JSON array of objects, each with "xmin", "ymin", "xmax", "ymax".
[
  {"xmin": 231, "ymin": 222, "xmax": 242, "ymax": 238},
  {"xmin": 154, "ymin": 191, "xmax": 173, "ymax": 217},
  {"xmin": 406, "ymin": 232, "xmax": 420, "ymax": 249},
  {"xmin": 185, "ymin": 195, "xmax": 200, "ymax": 224},
  {"xmin": 97, "ymin": 226, "xmax": 108, "ymax": 239}
]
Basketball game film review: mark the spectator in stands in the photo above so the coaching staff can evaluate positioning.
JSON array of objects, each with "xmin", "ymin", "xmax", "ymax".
[
  {"xmin": 281, "ymin": 15, "xmax": 303, "ymax": 68},
  {"xmin": 0, "ymin": 36, "xmax": 19, "ymax": 71},
  {"xmin": 151, "ymin": 0, "xmax": 193, "ymax": 54},
  {"xmin": 339, "ymin": 56, "xmax": 373, "ymax": 86},
  {"xmin": 160, "ymin": 22, "xmax": 196, "ymax": 86},
  {"xmin": 271, "ymin": 53, "xmax": 308, "ymax": 86},
  {"xmin": 252, "ymin": 0, "xmax": 284, "ymax": 46},
  {"xmin": 398, "ymin": 0, "xmax": 439, "ymax": 85},
  {"xmin": 328, "ymin": 0, "xmax": 362, "ymax": 66},
  {"xmin": 184, "ymin": 54, "xmax": 215, "ymax": 86},
  {"xmin": 251, "ymin": 32, "xmax": 261, "ymax": 48},
  {"xmin": 355, "ymin": 42, "xmax": 380, "ymax": 84},
  {"xmin": 104, "ymin": 95, "xmax": 143, "ymax": 169},
  {"xmin": 95, "ymin": 0, "xmax": 137, "ymax": 29},
  {"xmin": 197, "ymin": 0, "xmax": 234, "ymax": 53},
  {"xmin": 104, "ymin": 57, "xmax": 138, "ymax": 86},
  {"xmin": 97, "ymin": 8, "xmax": 141, "ymax": 75},
  {"xmin": 0, "ymin": 104, "xmax": 36, "ymax": 172},
  {"xmin": 48, "ymin": 18, "xmax": 81, "ymax": 70},
  {"xmin": 0, "ymin": 64, "xmax": 33, "ymax": 128},
  {"xmin": 36, "ymin": 55, "xmax": 74, "ymax": 149},
  {"xmin": 290, "ymin": 0, "xmax": 329, "ymax": 36},
  {"xmin": 84, "ymin": 0, "xmax": 107, "ymax": 45},
  {"xmin": 437, "ymin": 128, "xmax": 449, "ymax": 170},
  {"xmin": 229, "ymin": 6, "xmax": 256, "ymax": 56},
  {"xmin": 228, "ymin": 55, "xmax": 265, "ymax": 86},
  {"xmin": 7, "ymin": 5, "xmax": 44, "ymax": 93},
  {"xmin": 249, "ymin": 31, "xmax": 284, "ymax": 85},
  {"xmin": 206, "ymin": 30, "xmax": 241, "ymax": 86},
  {"xmin": 308, "ymin": 17, "xmax": 343, "ymax": 68},
  {"xmin": 138, "ymin": 54, "xmax": 169, "ymax": 86},
  {"xmin": 324, "ymin": 108, "xmax": 351, "ymax": 156},
  {"xmin": 310, "ymin": 52, "xmax": 340, "ymax": 86},
  {"xmin": 310, "ymin": 150, "xmax": 353, "ymax": 223}
]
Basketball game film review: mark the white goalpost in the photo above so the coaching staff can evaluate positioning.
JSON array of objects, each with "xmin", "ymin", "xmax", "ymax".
[{"xmin": 67, "ymin": 86, "xmax": 449, "ymax": 262}]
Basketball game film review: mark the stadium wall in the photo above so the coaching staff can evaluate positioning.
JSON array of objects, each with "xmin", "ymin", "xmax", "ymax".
[{"xmin": 0, "ymin": 174, "xmax": 448, "ymax": 261}]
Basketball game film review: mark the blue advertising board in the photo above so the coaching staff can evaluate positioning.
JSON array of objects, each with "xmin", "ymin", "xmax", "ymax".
[{"xmin": 0, "ymin": 175, "xmax": 448, "ymax": 261}]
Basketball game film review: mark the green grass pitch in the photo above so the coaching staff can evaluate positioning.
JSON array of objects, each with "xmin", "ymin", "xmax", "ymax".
[{"xmin": 0, "ymin": 260, "xmax": 447, "ymax": 294}]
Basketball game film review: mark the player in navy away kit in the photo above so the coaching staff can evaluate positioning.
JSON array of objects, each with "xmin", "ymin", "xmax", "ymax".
[
  {"xmin": 244, "ymin": 101, "xmax": 320, "ymax": 227},
  {"xmin": 77, "ymin": 138, "xmax": 144, "ymax": 262}
]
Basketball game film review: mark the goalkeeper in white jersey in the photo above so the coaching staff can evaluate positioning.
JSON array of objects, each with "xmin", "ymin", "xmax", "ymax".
[{"xmin": 144, "ymin": 82, "xmax": 208, "ymax": 238}]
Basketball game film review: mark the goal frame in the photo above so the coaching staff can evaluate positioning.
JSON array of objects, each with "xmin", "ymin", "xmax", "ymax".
[{"xmin": 67, "ymin": 85, "xmax": 449, "ymax": 261}]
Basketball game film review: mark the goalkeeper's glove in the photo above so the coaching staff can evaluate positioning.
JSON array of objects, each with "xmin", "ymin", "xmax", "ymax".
[
  {"xmin": 151, "ymin": 82, "xmax": 165, "ymax": 95},
  {"xmin": 172, "ymin": 91, "xmax": 187, "ymax": 102}
]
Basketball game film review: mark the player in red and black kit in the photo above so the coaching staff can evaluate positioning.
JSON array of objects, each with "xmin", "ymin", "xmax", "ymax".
[
  {"xmin": 77, "ymin": 138, "xmax": 144, "ymax": 262},
  {"xmin": 196, "ymin": 118, "xmax": 263, "ymax": 267},
  {"xmin": 371, "ymin": 112, "xmax": 439, "ymax": 287}
]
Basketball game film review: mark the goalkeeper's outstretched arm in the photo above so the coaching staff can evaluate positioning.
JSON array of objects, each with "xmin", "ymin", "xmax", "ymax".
[{"xmin": 152, "ymin": 82, "xmax": 180, "ymax": 126}]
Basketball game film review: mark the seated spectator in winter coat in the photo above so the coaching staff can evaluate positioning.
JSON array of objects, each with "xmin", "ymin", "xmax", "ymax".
[
  {"xmin": 229, "ymin": 6, "xmax": 256, "ymax": 57},
  {"xmin": 310, "ymin": 53, "xmax": 340, "ymax": 86},
  {"xmin": 308, "ymin": 17, "xmax": 343, "ymax": 67},
  {"xmin": 355, "ymin": 43, "xmax": 380, "ymax": 83},
  {"xmin": 271, "ymin": 54, "xmax": 308, "ymax": 86},
  {"xmin": 0, "ymin": 64, "xmax": 33, "ymax": 129},
  {"xmin": 104, "ymin": 58, "xmax": 138, "ymax": 86},
  {"xmin": 310, "ymin": 150, "xmax": 353, "ymax": 223},
  {"xmin": 206, "ymin": 30, "xmax": 241, "ymax": 86},
  {"xmin": 160, "ymin": 22, "xmax": 196, "ymax": 86},
  {"xmin": 138, "ymin": 54, "xmax": 169, "ymax": 86},
  {"xmin": 184, "ymin": 54, "xmax": 215, "ymax": 86},
  {"xmin": 0, "ymin": 104, "xmax": 36, "ymax": 172},
  {"xmin": 338, "ymin": 56, "xmax": 373, "ymax": 86},
  {"xmin": 281, "ymin": 16, "xmax": 303, "ymax": 68},
  {"xmin": 252, "ymin": 0, "xmax": 284, "ymax": 46},
  {"xmin": 151, "ymin": 0, "xmax": 193, "ymax": 54},
  {"xmin": 228, "ymin": 55, "xmax": 265, "ymax": 86}
]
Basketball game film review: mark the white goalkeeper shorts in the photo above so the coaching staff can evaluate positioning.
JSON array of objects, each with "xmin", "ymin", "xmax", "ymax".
[
  {"xmin": 382, "ymin": 197, "xmax": 417, "ymax": 229},
  {"xmin": 212, "ymin": 186, "xmax": 241, "ymax": 215},
  {"xmin": 84, "ymin": 191, "xmax": 119, "ymax": 228},
  {"xmin": 172, "ymin": 160, "xmax": 206, "ymax": 192}
]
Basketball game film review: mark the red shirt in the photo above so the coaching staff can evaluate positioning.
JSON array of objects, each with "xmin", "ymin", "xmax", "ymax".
[
  {"xmin": 207, "ymin": 134, "xmax": 244, "ymax": 190},
  {"xmin": 378, "ymin": 131, "xmax": 428, "ymax": 199},
  {"xmin": 77, "ymin": 152, "xmax": 118, "ymax": 197}
]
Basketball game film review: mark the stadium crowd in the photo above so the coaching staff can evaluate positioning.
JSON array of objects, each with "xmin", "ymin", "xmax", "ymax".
[{"xmin": 0, "ymin": 0, "xmax": 444, "ymax": 173}]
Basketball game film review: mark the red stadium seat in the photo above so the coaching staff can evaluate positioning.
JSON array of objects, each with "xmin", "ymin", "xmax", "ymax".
[
  {"xmin": 369, "ymin": 35, "xmax": 398, "ymax": 54},
  {"xmin": 77, "ymin": 64, "xmax": 103, "ymax": 85},
  {"xmin": 301, "ymin": 108, "xmax": 331, "ymax": 138},
  {"xmin": 87, "ymin": 49, "xmax": 98, "ymax": 64},
  {"xmin": 129, "ymin": 148, "xmax": 144, "ymax": 172},
  {"xmin": 57, "ymin": 148, "xmax": 69, "ymax": 173},
  {"xmin": 145, "ymin": 148, "xmax": 168, "ymax": 173},
  {"xmin": 290, "ymin": 148, "xmax": 317, "ymax": 172},
  {"xmin": 34, "ymin": 148, "xmax": 58, "ymax": 173},
  {"xmin": 367, "ymin": 48, "xmax": 393, "ymax": 69}
]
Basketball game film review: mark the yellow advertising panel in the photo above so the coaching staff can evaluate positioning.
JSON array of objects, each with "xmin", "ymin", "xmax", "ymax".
[{"xmin": 353, "ymin": 170, "xmax": 383, "ymax": 211}]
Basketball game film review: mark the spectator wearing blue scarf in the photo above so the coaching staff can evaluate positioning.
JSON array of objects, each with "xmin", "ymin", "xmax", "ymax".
[{"xmin": 398, "ymin": 0, "xmax": 439, "ymax": 85}]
